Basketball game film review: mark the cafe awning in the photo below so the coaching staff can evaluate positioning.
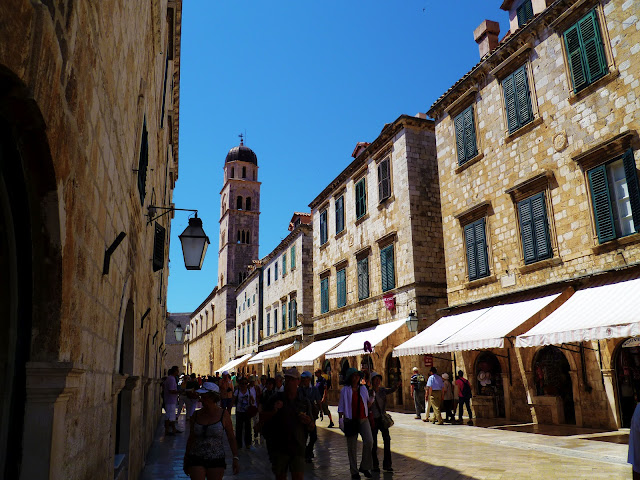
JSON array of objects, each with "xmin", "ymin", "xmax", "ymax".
[
  {"xmin": 282, "ymin": 336, "xmax": 348, "ymax": 368},
  {"xmin": 248, "ymin": 343, "xmax": 294, "ymax": 365},
  {"xmin": 434, "ymin": 294, "xmax": 562, "ymax": 352},
  {"xmin": 516, "ymin": 278, "xmax": 640, "ymax": 348},
  {"xmin": 393, "ymin": 308, "xmax": 490, "ymax": 357},
  {"xmin": 325, "ymin": 319, "xmax": 406, "ymax": 359},
  {"xmin": 215, "ymin": 353, "xmax": 253, "ymax": 374}
]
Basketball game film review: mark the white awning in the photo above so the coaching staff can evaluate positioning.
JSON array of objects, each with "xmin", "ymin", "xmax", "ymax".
[
  {"xmin": 393, "ymin": 308, "xmax": 490, "ymax": 357},
  {"xmin": 248, "ymin": 343, "xmax": 294, "ymax": 365},
  {"xmin": 516, "ymin": 278, "xmax": 640, "ymax": 348},
  {"xmin": 215, "ymin": 353, "xmax": 253, "ymax": 374},
  {"xmin": 325, "ymin": 319, "xmax": 406, "ymax": 359},
  {"xmin": 434, "ymin": 294, "xmax": 561, "ymax": 352},
  {"xmin": 282, "ymin": 336, "xmax": 348, "ymax": 367}
]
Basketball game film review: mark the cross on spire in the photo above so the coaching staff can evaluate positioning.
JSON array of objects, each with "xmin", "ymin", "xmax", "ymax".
[{"xmin": 238, "ymin": 133, "xmax": 244, "ymax": 146}]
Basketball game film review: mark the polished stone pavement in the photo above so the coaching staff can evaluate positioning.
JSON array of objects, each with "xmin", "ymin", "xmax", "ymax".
[{"xmin": 140, "ymin": 407, "xmax": 632, "ymax": 479}]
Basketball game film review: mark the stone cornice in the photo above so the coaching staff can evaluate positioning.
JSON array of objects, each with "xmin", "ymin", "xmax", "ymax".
[{"xmin": 25, "ymin": 362, "xmax": 85, "ymax": 403}]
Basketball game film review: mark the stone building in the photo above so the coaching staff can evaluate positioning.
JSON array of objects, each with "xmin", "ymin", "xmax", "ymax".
[
  {"xmin": 0, "ymin": 1, "xmax": 183, "ymax": 478},
  {"xmin": 234, "ymin": 263, "xmax": 262, "ymax": 370},
  {"xmin": 166, "ymin": 312, "xmax": 190, "ymax": 375},
  {"xmin": 308, "ymin": 114, "xmax": 448, "ymax": 407},
  {"xmin": 419, "ymin": 0, "xmax": 640, "ymax": 430}
]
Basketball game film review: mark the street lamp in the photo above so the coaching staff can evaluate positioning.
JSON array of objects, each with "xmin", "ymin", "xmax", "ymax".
[
  {"xmin": 179, "ymin": 216, "xmax": 210, "ymax": 270},
  {"xmin": 293, "ymin": 338, "xmax": 301, "ymax": 351},
  {"xmin": 174, "ymin": 324, "xmax": 184, "ymax": 342},
  {"xmin": 406, "ymin": 311, "xmax": 419, "ymax": 333}
]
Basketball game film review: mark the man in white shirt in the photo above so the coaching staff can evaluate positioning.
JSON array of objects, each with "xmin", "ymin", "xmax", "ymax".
[{"xmin": 425, "ymin": 367, "xmax": 444, "ymax": 425}]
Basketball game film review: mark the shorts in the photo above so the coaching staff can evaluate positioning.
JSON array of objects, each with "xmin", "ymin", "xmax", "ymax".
[
  {"xmin": 221, "ymin": 398, "xmax": 232, "ymax": 409},
  {"xmin": 184, "ymin": 453, "xmax": 226, "ymax": 470},
  {"xmin": 165, "ymin": 403, "xmax": 177, "ymax": 422},
  {"xmin": 321, "ymin": 401, "xmax": 330, "ymax": 416},
  {"xmin": 271, "ymin": 452, "xmax": 305, "ymax": 475}
]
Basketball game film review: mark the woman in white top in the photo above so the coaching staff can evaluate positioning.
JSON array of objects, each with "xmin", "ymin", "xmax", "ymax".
[
  {"xmin": 233, "ymin": 377, "xmax": 257, "ymax": 449},
  {"xmin": 338, "ymin": 368, "xmax": 374, "ymax": 479}
]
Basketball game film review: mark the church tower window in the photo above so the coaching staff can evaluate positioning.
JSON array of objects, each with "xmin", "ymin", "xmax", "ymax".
[
  {"xmin": 237, "ymin": 196, "xmax": 243, "ymax": 210},
  {"xmin": 246, "ymin": 197, "xmax": 251, "ymax": 211}
]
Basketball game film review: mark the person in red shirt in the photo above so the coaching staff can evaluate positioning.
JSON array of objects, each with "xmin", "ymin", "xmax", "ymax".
[{"xmin": 455, "ymin": 370, "xmax": 473, "ymax": 425}]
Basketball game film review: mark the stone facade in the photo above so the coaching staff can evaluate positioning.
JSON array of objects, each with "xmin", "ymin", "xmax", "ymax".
[
  {"xmin": 165, "ymin": 312, "xmax": 190, "ymax": 375},
  {"xmin": 428, "ymin": 0, "xmax": 640, "ymax": 429},
  {"xmin": 309, "ymin": 114, "xmax": 448, "ymax": 408},
  {"xmin": 235, "ymin": 267, "xmax": 261, "ymax": 359},
  {"xmin": 0, "ymin": 1, "xmax": 182, "ymax": 478}
]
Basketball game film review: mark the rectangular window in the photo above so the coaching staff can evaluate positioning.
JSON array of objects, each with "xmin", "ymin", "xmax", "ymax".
[
  {"xmin": 378, "ymin": 157, "xmax": 391, "ymax": 202},
  {"xmin": 518, "ymin": 192, "xmax": 552, "ymax": 264},
  {"xmin": 320, "ymin": 209, "xmax": 328, "ymax": 245},
  {"xmin": 152, "ymin": 222, "xmax": 166, "ymax": 272},
  {"xmin": 335, "ymin": 195, "xmax": 345, "ymax": 234},
  {"xmin": 137, "ymin": 118, "xmax": 149, "ymax": 205},
  {"xmin": 242, "ymin": 325, "xmax": 246, "ymax": 347},
  {"xmin": 454, "ymin": 105, "xmax": 478, "ymax": 166},
  {"xmin": 357, "ymin": 257, "xmax": 370, "ymax": 300},
  {"xmin": 564, "ymin": 9, "xmax": 608, "ymax": 93},
  {"xmin": 283, "ymin": 253, "xmax": 287, "ymax": 277},
  {"xmin": 274, "ymin": 308, "xmax": 278, "ymax": 333},
  {"xmin": 464, "ymin": 218, "xmax": 490, "ymax": 281},
  {"xmin": 503, "ymin": 64, "xmax": 533, "ymax": 134},
  {"xmin": 252, "ymin": 319, "xmax": 256, "ymax": 343},
  {"xmin": 282, "ymin": 304, "xmax": 286, "ymax": 331},
  {"xmin": 266, "ymin": 313, "xmax": 270, "ymax": 336},
  {"xmin": 355, "ymin": 178, "xmax": 367, "ymax": 219},
  {"xmin": 237, "ymin": 329, "xmax": 241, "ymax": 349},
  {"xmin": 517, "ymin": 0, "xmax": 533, "ymax": 27},
  {"xmin": 588, "ymin": 150, "xmax": 640, "ymax": 243},
  {"xmin": 290, "ymin": 245, "xmax": 296, "ymax": 269},
  {"xmin": 275, "ymin": 262, "xmax": 278, "ymax": 280},
  {"xmin": 336, "ymin": 268, "xmax": 347, "ymax": 308},
  {"xmin": 267, "ymin": 268, "xmax": 271, "ymax": 286},
  {"xmin": 320, "ymin": 277, "xmax": 329, "ymax": 314},
  {"xmin": 290, "ymin": 299, "xmax": 297, "ymax": 327},
  {"xmin": 380, "ymin": 244, "xmax": 395, "ymax": 292}
]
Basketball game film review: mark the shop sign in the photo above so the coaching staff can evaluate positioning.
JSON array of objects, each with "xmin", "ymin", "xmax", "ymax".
[
  {"xmin": 622, "ymin": 337, "xmax": 640, "ymax": 348},
  {"xmin": 383, "ymin": 294, "xmax": 395, "ymax": 311},
  {"xmin": 423, "ymin": 354, "xmax": 433, "ymax": 367}
]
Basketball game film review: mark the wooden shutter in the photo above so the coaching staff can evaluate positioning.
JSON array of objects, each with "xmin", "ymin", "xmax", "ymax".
[
  {"xmin": 381, "ymin": 245, "xmax": 395, "ymax": 292},
  {"xmin": 518, "ymin": 198, "xmax": 536, "ymax": 263},
  {"xmin": 564, "ymin": 24, "xmax": 587, "ymax": 91},
  {"xmin": 531, "ymin": 193, "xmax": 551, "ymax": 260},
  {"xmin": 514, "ymin": 65, "xmax": 533, "ymax": 127},
  {"xmin": 579, "ymin": 10, "xmax": 607, "ymax": 85},
  {"xmin": 623, "ymin": 149, "xmax": 640, "ymax": 232},
  {"xmin": 454, "ymin": 111, "xmax": 466, "ymax": 165},
  {"xmin": 337, "ymin": 269, "xmax": 346, "ymax": 307},
  {"xmin": 321, "ymin": 278, "xmax": 329, "ymax": 313},
  {"xmin": 283, "ymin": 253, "xmax": 287, "ymax": 276},
  {"xmin": 152, "ymin": 222, "xmax": 165, "ymax": 272},
  {"xmin": 378, "ymin": 159, "xmax": 391, "ymax": 201},
  {"xmin": 356, "ymin": 179, "xmax": 367, "ymax": 218},
  {"xmin": 503, "ymin": 73, "xmax": 519, "ymax": 134},
  {"xmin": 463, "ymin": 106, "xmax": 477, "ymax": 162},
  {"xmin": 291, "ymin": 245, "xmax": 296, "ymax": 269},
  {"xmin": 464, "ymin": 223, "xmax": 477, "ymax": 280},
  {"xmin": 336, "ymin": 195, "xmax": 344, "ymax": 233},
  {"xmin": 588, "ymin": 165, "xmax": 616, "ymax": 243},
  {"xmin": 517, "ymin": 0, "xmax": 533, "ymax": 27},
  {"xmin": 474, "ymin": 219, "xmax": 489, "ymax": 278},
  {"xmin": 357, "ymin": 257, "xmax": 369, "ymax": 300},
  {"xmin": 320, "ymin": 210, "xmax": 327, "ymax": 244}
]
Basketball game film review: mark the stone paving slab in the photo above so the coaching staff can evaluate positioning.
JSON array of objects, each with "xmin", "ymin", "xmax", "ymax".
[{"xmin": 140, "ymin": 408, "xmax": 631, "ymax": 479}]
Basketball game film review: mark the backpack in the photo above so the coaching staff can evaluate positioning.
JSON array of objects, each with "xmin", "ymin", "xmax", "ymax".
[
  {"xmin": 461, "ymin": 379, "xmax": 472, "ymax": 399},
  {"xmin": 416, "ymin": 374, "xmax": 426, "ymax": 390}
]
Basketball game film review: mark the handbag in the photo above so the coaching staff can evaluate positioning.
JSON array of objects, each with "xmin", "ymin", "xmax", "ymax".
[{"xmin": 375, "ymin": 393, "xmax": 394, "ymax": 429}]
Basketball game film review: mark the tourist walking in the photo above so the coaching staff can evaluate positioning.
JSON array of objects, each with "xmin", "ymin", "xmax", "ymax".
[
  {"xmin": 219, "ymin": 371, "xmax": 233, "ymax": 413},
  {"xmin": 338, "ymin": 367, "xmax": 374, "ymax": 479},
  {"xmin": 410, "ymin": 367, "xmax": 426, "ymax": 420},
  {"xmin": 425, "ymin": 367, "xmax": 444, "ymax": 425},
  {"xmin": 369, "ymin": 372, "xmax": 399, "ymax": 473},
  {"xmin": 183, "ymin": 382, "xmax": 239, "ymax": 479},
  {"xmin": 163, "ymin": 366, "xmax": 182, "ymax": 435},
  {"xmin": 315, "ymin": 369, "xmax": 335, "ymax": 428},
  {"xmin": 455, "ymin": 370, "xmax": 473, "ymax": 425},
  {"xmin": 299, "ymin": 370, "xmax": 321, "ymax": 462},
  {"xmin": 185, "ymin": 373, "xmax": 200, "ymax": 420},
  {"xmin": 442, "ymin": 373, "xmax": 454, "ymax": 422},
  {"xmin": 233, "ymin": 377, "xmax": 256, "ymax": 449},
  {"xmin": 261, "ymin": 368, "xmax": 315, "ymax": 480}
]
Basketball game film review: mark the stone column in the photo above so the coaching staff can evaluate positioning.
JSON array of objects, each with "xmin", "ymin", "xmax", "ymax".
[
  {"xmin": 569, "ymin": 370, "xmax": 583, "ymax": 427},
  {"xmin": 602, "ymin": 369, "xmax": 620, "ymax": 428},
  {"xmin": 501, "ymin": 372, "xmax": 511, "ymax": 420},
  {"xmin": 20, "ymin": 361, "xmax": 84, "ymax": 480}
]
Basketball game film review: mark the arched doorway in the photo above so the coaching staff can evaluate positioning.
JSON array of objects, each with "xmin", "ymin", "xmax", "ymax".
[
  {"xmin": 340, "ymin": 359, "xmax": 350, "ymax": 385},
  {"xmin": 386, "ymin": 353, "xmax": 403, "ymax": 405},
  {"xmin": 534, "ymin": 346, "xmax": 575, "ymax": 424},
  {"xmin": 614, "ymin": 341, "xmax": 640, "ymax": 427},
  {"xmin": 115, "ymin": 301, "xmax": 135, "ymax": 471},
  {"xmin": 475, "ymin": 352, "xmax": 505, "ymax": 418}
]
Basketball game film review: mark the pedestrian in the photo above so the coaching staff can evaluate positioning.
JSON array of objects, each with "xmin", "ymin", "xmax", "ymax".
[
  {"xmin": 177, "ymin": 374, "xmax": 187, "ymax": 417},
  {"xmin": 410, "ymin": 367, "xmax": 426, "ymax": 420},
  {"xmin": 369, "ymin": 371, "xmax": 399, "ymax": 473},
  {"xmin": 442, "ymin": 373, "xmax": 454, "ymax": 422},
  {"xmin": 261, "ymin": 368, "xmax": 315, "ymax": 480},
  {"xmin": 425, "ymin": 367, "xmax": 444, "ymax": 425},
  {"xmin": 185, "ymin": 373, "xmax": 200, "ymax": 420},
  {"xmin": 275, "ymin": 373, "xmax": 284, "ymax": 393},
  {"xmin": 299, "ymin": 370, "xmax": 321, "ymax": 462},
  {"xmin": 455, "ymin": 370, "xmax": 473, "ymax": 425},
  {"xmin": 248, "ymin": 375, "xmax": 260, "ymax": 445},
  {"xmin": 233, "ymin": 377, "xmax": 256, "ymax": 449},
  {"xmin": 338, "ymin": 367, "xmax": 374, "ymax": 479},
  {"xmin": 183, "ymin": 382, "xmax": 239, "ymax": 479},
  {"xmin": 219, "ymin": 371, "xmax": 234, "ymax": 413},
  {"xmin": 231, "ymin": 371, "xmax": 237, "ymax": 389},
  {"xmin": 163, "ymin": 366, "xmax": 182, "ymax": 435},
  {"xmin": 315, "ymin": 369, "xmax": 335, "ymax": 428},
  {"xmin": 215, "ymin": 371, "xmax": 220, "ymax": 382},
  {"xmin": 628, "ymin": 402, "xmax": 640, "ymax": 479}
]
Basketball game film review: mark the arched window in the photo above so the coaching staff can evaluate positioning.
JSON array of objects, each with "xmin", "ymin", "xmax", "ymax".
[
  {"xmin": 237, "ymin": 230, "xmax": 241, "ymax": 243},
  {"xmin": 246, "ymin": 197, "xmax": 251, "ymax": 211},
  {"xmin": 242, "ymin": 166, "xmax": 247, "ymax": 178},
  {"xmin": 241, "ymin": 231, "xmax": 246, "ymax": 244},
  {"xmin": 230, "ymin": 167, "xmax": 234, "ymax": 178},
  {"xmin": 246, "ymin": 231, "xmax": 251, "ymax": 244},
  {"xmin": 237, "ymin": 196, "xmax": 243, "ymax": 210}
]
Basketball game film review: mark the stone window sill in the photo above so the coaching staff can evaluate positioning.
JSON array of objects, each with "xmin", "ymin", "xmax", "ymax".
[
  {"xmin": 591, "ymin": 231, "xmax": 640, "ymax": 255},
  {"xmin": 319, "ymin": 241, "xmax": 329, "ymax": 251},
  {"xmin": 455, "ymin": 153, "xmax": 484, "ymax": 174},
  {"xmin": 465, "ymin": 274, "xmax": 497, "ymax": 289},
  {"xmin": 355, "ymin": 213, "xmax": 370, "ymax": 226},
  {"xmin": 568, "ymin": 69, "xmax": 619, "ymax": 105},
  {"xmin": 378, "ymin": 194, "xmax": 395, "ymax": 209},
  {"xmin": 504, "ymin": 116, "xmax": 544, "ymax": 144},
  {"xmin": 335, "ymin": 229, "xmax": 347, "ymax": 241},
  {"xmin": 518, "ymin": 256, "xmax": 562, "ymax": 275}
]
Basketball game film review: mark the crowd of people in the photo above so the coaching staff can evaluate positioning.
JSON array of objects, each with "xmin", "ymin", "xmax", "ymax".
[{"xmin": 160, "ymin": 364, "xmax": 474, "ymax": 479}]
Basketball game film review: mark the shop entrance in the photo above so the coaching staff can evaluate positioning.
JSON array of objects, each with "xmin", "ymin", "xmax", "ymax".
[
  {"xmin": 614, "ymin": 341, "xmax": 640, "ymax": 428},
  {"xmin": 340, "ymin": 359, "xmax": 350, "ymax": 385},
  {"xmin": 534, "ymin": 346, "xmax": 575, "ymax": 424},
  {"xmin": 475, "ymin": 352, "xmax": 505, "ymax": 418},
  {"xmin": 386, "ymin": 353, "xmax": 403, "ymax": 405}
]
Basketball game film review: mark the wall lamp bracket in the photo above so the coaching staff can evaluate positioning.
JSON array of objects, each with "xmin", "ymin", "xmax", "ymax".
[
  {"xmin": 147, "ymin": 205, "xmax": 198, "ymax": 225},
  {"xmin": 140, "ymin": 308, "xmax": 151, "ymax": 329},
  {"xmin": 103, "ymin": 232, "xmax": 127, "ymax": 275}
]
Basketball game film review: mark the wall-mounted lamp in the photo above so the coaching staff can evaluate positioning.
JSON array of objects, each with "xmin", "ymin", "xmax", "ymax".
[
  {"xmin": 406, "ymin": 311, "xmax": 419, "ymax": 333},
  {"xmin": 293, "ymin": 338, "xmax": 301, "ymax": 351}
]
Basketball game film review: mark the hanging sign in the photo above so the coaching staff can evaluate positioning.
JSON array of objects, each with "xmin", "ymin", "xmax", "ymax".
[
  {"xmin": 383, "ymin": 294, "xmax": 395, "ymax": 311},
  {"xmin": 424, "ymin": 354, "xmax": 433, "ymax": 367},
  {"xmin": 622, "ymin": 337, "xmax": 640, "ymax": 348}
]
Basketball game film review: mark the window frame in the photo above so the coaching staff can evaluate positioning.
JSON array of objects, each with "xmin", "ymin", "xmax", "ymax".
[
  {"xmin": 517, "ymin": 192, "xmax": 553, "ymax": 265},
  {"xmin": 335, "ymin": 194, "xmax": 345, "ymax": 234},
  {"xmin": 355, "ymin": 177, "xmax": 367, "ymax": 219},
  {"xmin": 380, "ymin": 244, "xmax": 396, "ymax": 293},
  {"xmin": 377, "ymin": 156, "xmax": 392, "ymax": 203},
  {"xmin": 357, "ymin": 256, "xmax": 370, "ymax": 301},
  {"xmin": 320, "ymin": 276, "xmax": 329, "ymax": 314},
  {"xmin": 336, "ymin": 267, "xmax": 347, "ymax": 308},
  {"xmin": 453, "ymin": 105, "xmax": 479, "ymax": 166},
  {"xmin": 463, "ymin": 217, "xmax": 491, "ymax": 282},
  {"xmin": 320, "ymin": 209, "xmax": 328, "ymax": 245},
  {"xmin": 516, "ymin": 0, "xmax": 533, "ymax": 27},
  {"xmin": 502, "ymin": 63, "xmax": 534, "ymax": 135},
  {"xmin": 290, "ymin": 245, "xmax": 296, "ymax": 270}
]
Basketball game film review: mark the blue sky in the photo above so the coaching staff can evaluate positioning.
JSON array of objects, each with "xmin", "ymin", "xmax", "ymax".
[{"xmin": 167, "ymin": 1, "xmax": 511, "ymax": 313}]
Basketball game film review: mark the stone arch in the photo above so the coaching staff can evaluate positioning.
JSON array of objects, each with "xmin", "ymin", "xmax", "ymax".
[{"xmin": 532, "ymin": 345, "xmax": 577, "ymax": 425}]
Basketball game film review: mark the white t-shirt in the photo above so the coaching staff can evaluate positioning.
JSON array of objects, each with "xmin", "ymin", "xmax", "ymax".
[{"xmin": 233, "ymin": 388, "xmax": 256, "ymax": 413}]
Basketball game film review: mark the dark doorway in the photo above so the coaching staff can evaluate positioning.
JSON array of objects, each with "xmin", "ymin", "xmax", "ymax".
[
  {"xmin": 475, "ymin": 351, "xmax": 505, "ymax": 418},
  {"xmin": 615, "ymin": 342, "xmax": 640, "ymax": 428},
  {"xmin": 386, "ymin": 354, "xmax": 403, "ymax": 405},
  {"xmin": 534, "ymin": 346, "xmax": 575, "ymax": 424},
  {"xmin": 340, "ymin": 359, "xmax": 350, "ymax": 385}
]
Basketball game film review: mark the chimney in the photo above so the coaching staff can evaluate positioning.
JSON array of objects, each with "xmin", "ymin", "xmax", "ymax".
[{"xmin": 474, "ymin": 20, "xmax": 500, "ymax": 58}]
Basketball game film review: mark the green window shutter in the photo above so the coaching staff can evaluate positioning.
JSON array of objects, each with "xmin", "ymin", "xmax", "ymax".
[
  {"xmin": 275, "ymin": 262, "xmax": 278, "ymax": 280},
  {"xmin": 518, "ymin": 198, "xmax": 537, "ymax": 263},
  {"xmin": 579, "ymin": 10, "xmax": 607, "ymax": 85},
  {"xmin": 454, "ymin": 111, "xmax": 466, "ymax": 165},
  {"xmin": 517, "ymin": 0, "xmax": 533, "ymax": 27},
  {"xmin": 463, "ymin": 106, "xmax": 478, "ymax": 162},
  {"xmin": 282, "ymin": 305, "xmax": 286, "ymax": 330},
  {"xmin": 474, "ymin": 219, "xmax": 489, "ymax": 278},
  {"xmin": 622, "ymin": 149, "xmax": 640, "ymax": 231},
  {"xmin": 283, "ymin": 253, "xmax": 287, "ymax": 276},
  {"xmin": 274, "ymin": 309, "xmax": 278, "ymax": 332},
  {"xmin": 321, "ymin": 278, "xmax": 329, "ymax": 313},
  {"xmin": 503, "ymin": 72, "xmax": 519, "ymax": 134},
  {"xmin": 152, "ymin": 222, "xmax": 166, "ymax": 272},
  {"xmin": 336, "ymin": 195, "xmax": 344, "ymax": 233},
  {"xmin": 356, "ymin": 178, "xmax": 367, "ymax": 218},
  {"xmin": 588, "ymin": 165, "xmax": 616, "ymax": 243},
  {"xmin": 464, "ymin": 223, "xmax": 477, "ymax": 280},
  {"xmin": 381, "ymin": 245, "xmax": 395, "ymax": 292},
  {"xmin": 291, "ymin": 245, "xmax": 296, "ymax": 269},
  {"xmin": 378, "ymin": 159, "xmax": 391, "ymax": 201},
  {"xmin": 320, "ymin": 210, "xmax": 328, "ymax": 244},
  {"xmin": 564, "ymin": 23, "xmax": 587, "ymax": 91},
  {"xmin": 357, "ymin": 257, "xmax": 369, "ymax": 300},
  {"xmin": 337, "ymin": 268, "xmax": 346, "ymax": 308},
  {"xmin": 531, "ymin": 193, "xmax": 551, "ymax": 260},
  {"xmin": 514, "ymin": 65, "xmax": 533, "ymax": 127}
]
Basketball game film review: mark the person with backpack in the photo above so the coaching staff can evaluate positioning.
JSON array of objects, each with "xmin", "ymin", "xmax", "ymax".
[
  {"xmin": 455, "ymin": 370, "xmax": 473, "ymax": 425},
  {"xmin": 410, "ymin": 367, "xmax": 426, "ymax": 420}
]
